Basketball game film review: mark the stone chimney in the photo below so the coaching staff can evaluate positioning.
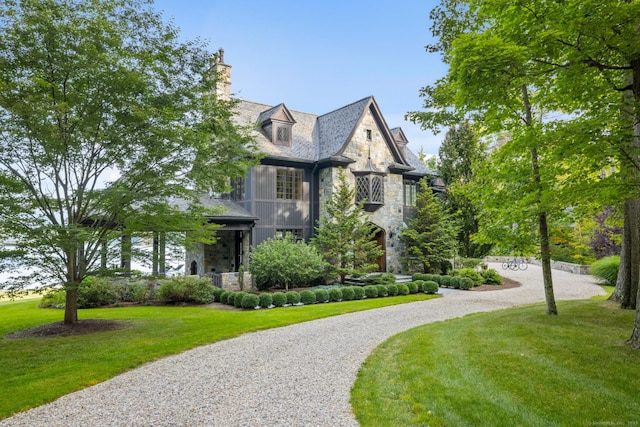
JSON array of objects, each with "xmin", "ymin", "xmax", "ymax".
[{"xmin": 210, "ymin": 48, "xmax": 231, "ymax": 100}]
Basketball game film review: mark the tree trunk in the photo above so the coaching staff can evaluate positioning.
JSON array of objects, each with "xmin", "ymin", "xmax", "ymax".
[
  {"xmin": 64, "ymin": 286, "xmax": 78, "ymax": 324},
  {"xmin": 627, "ymin": 57, "xmax": 640, "ymax": 347},
  {"xmin": 621, "ymin": 198, "xmax": 639, "ymax": 309},
  {"xmin": 610, "ymin": 218, "xmax": 627, "ymax": 302}
]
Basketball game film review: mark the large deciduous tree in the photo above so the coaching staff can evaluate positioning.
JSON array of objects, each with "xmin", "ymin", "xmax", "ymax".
[
  {"xmin": 438, "ymin": 122, "xmax": 490, "ymax": 258},
  {"xmin": 312, "ymin": 169, "xmax": 383, "ymax": 284},
  {"xmin": 0, "ymin": 0, "xmax": 257, "ymax": 324}
]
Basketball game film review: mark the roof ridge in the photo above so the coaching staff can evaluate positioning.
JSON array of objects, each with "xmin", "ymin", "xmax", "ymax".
[{"xmin": 317, "ymin": 96, "xmax": 373, "ymax": 118}]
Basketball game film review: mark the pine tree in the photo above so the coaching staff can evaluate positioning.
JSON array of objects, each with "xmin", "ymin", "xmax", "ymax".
[
  {"xmin": 312, "ymin": 169, "xmax": 383, "ymax": 284},
  {"xmin": 400, "ymin": 180, "xmax": 459, "ymax": 273}
]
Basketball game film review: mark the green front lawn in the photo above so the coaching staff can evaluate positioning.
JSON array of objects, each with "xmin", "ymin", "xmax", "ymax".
[
  {"xmin": 0, "ymin": 293, "xmax": 435, "ymax": 419},
  {"xmin": 351, "ymin": 298, "xmax": 640, "ymax": 426}
]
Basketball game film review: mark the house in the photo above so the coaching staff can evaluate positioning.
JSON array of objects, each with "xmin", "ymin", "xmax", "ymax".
[{"xmin": 185, "ymin": 50, "xmax": 441, "ymax": 285}]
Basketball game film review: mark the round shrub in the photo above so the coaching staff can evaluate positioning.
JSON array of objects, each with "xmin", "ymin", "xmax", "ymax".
[
  {"xmin": 412, "ymin": 280, "xmax": 424, "ymax": 292},
  {"xmin": 450, "ymin": 277, "xmax": 461, "ymax": 289},
  {"xmin": 272, "ymin": 292, "xmax": 286, "ymax": 307},
  {"xmin": 423, "ymin": 280, "xmax": 439, "ymax": 294},
  {"xmin": 460, "ymin": 277, "xmax": 474, "ymax": 290},
  {"xmin": 328, "ymin": 287, "xmax": 342, "ymax": 302},
  {"xmin": 386, "ymin": 284, "xmax": 398, "ymax": 296},
  {"xmin": 220, "ymin": 291, "xmax": 230, "ymax": 304},
  {"xmin": 212, "ymin": 287, "xmax": 225, "ymax": 302},
  {"xmin": 439, "ymin": 276, "xmax": 451, "ymax": 287},
  {"xmin": 313, "ymin": 288, "xmax": 329, "ymax": 303},
  {"xmin": 258, "ymin": 292, "xmax": 273, "ymax": 308},
  {"xmin": 412, "ymin": 273, "xmax": 429, "ymax": 282},
  {"xmin": 234, "ymin": 292, "xmax": 248, "ymax": 308},
  {"xmin": 286, "ymin": 291, "xmax": 300, "ymax": 305},
  {"xmin": 241, "ymin": 293, "xmax": 260, "ymax": 309},
  {"xmin": 77, "ymin": 277, "xmax": 118, "ymax": 308},
  {"xmin": 407, "ymin": 282, "xmax": 418, "ymax": 294},
  {"xmin": 300, "ymin": 290, "xmax": 317, "ymax": 305},
  {"xmin": 590, "ymin": 256, "xmax": 620, "ymax": 287},
  {"xmin": 375, "ymin": 284, "xmax": 387, "ymax": 297},
  {"xmin": 481, "ymin": 268, "xmax": 503, "ymax": 285},
  {"xmin": 397, "ymin": 284, "xmax": 410, "ymax": 295},
  {"xmin": 114, "ymin": 281, "xmax": 150, "ymax": 303},
  {"xmin": 364, "ymin": 285, "xmax": 378, "ymax": 298},
  {"xmin": 341, "ymin": 287, "xmax": 355, "ymax": 301},
  {"xmin": 352, "ymin": 286, "xmax": 365, "ymax": 300}
]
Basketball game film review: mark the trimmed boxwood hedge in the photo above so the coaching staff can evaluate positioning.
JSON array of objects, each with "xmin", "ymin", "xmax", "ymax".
[
  {"xmin": 423, "ymin": 280, "xmax": 439, "ymax": 294},
  {"xmin": 397, "ymin": 284, "xmax": 410, "ymax": 295},
  {"xmin": 352, "ymin": 286, "xmax": 365, "ymax": 300},
  {"xmin": 328, "ymin": 288, "xmax": 342, "ymax": 302},
  {"xmin": 364, "ymin": 285, "xmax": 378, "ymax": 298},
  {"xmin": 387, "ymin": 284, "xmax": 398, "ymax": 296},
  {"xmin": 285, "ymin": 291, "xmax": 300, "ymax": 305},
  {"xmin": 341, "ymin": 287, "xmax": 355, "ymax": 301},
  {"xmin": 460, "ymin": 277, "xmax": 474, "ymax": 290},
  {"xmin": 272, "ymin": 292, "xmax": 286, "ymax": 307},
  {"xmin": 258, "ymin": 292, "xmax": 273, "ymax": 308},
  {"xmin": 300, "ymin": 290, "xmax": 317, "ymax": 305},
  {"xmin": 313, "ymin": 288, "xmax": 329, "ymax": 303},
  {"xmin": 241, "ymin": 293, "xmax": 260, "ymax": 309},
  {"xmin": 234, "ymin": 292, "xmax": 248, "ymax": 308},
  {"xmin": 407, "ymin": 282, "xmax": 418, "ymax": 294},
  {"xmin": 375, "ymin": 284, "xmax": 388, "ymax": 297}
]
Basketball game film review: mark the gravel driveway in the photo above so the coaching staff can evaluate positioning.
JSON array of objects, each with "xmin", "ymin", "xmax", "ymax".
[{"xmin": 1, "ymin": 263, "xmax": 605, "ymax": 426}]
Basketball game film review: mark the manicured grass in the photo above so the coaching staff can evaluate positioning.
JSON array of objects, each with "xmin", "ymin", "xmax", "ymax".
[
  {"xmin": 351, "ymin": 298, "xmax": 640, "ymax": 426},
  {"xmin": 0, "ymin": 293, "xmax": 436, "ymax": 419}
]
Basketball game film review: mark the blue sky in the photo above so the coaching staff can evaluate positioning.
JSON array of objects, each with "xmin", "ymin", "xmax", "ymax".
[{"xmin": 153, "ymin": 0, "xmax": 447, "ymax": 155}]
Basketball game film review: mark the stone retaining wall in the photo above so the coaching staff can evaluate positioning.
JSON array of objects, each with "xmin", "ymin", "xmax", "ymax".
[{"xmin": 483, "ymin": 256, "xmax": 591, "ymax": 275}]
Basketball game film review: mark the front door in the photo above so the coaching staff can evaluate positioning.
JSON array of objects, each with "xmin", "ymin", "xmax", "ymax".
[{"xmin": 374, "ymin": 228, "xmax": 386, "ymax": 272}]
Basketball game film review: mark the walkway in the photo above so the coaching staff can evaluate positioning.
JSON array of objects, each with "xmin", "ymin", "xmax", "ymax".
[{"xmin": 1, "ymin": 264, "xmax": 605, "ymax": 426}]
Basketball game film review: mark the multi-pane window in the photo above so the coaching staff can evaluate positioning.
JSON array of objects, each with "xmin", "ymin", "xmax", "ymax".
[
  {"xmin": 403, "ymin": 181, "xmax": 417, "ymax": 206},
  {"xmin": 231, "ymin": 177, "xmax": 245, "ymax": 201},
  {"xmin": 275, "ymin": 229, "xmax": 303, "ymax": 240},
  {"xmin": 275, "ymin": 125, "xmax": 291, "ymax": 146},
  {"xmin": 355, "ymin": 175, "xmax": 384, "ymax": 204},
  {"xmin": 276, "ymin": 168, "xmax": 302, "ymax": 200}
]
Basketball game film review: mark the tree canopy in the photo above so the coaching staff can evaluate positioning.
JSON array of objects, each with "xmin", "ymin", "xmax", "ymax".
[{"xmin": 0, "ymin": 0, "xmax": 258, "ymax": 323}]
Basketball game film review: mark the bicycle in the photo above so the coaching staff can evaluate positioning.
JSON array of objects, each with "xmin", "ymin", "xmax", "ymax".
[{"xmin": 502, "ymin": 257, "xmax": 528, "ymax": 271}]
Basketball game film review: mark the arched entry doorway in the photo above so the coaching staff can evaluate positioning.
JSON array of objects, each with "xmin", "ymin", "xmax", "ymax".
[{"xmin": 373, "ymin": 226, "xmax": 386, "ymax": 272}]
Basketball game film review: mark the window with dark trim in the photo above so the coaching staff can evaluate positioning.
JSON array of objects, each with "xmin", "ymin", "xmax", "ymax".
[
  {"xmin": 403, "ymin": 181, "xmax": 417, "ymax": 206},
  {"xmin": 275, "ymin": 229, "xmax": 303, "ymax": 240},
  {"xmin": 274, "ymin": 124, "xmax": 292, "ymax": 146},
  {"xmin": 355, "ymin": 175, "xmax": 384, "ymax": 205},
  {"xmin": 276, "ymin": 168, "xmax": 302, "ymax": 200}
]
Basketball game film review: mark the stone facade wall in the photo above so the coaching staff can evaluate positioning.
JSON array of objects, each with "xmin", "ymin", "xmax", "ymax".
[
  {"xmin": 212, "ymin": 272, "xmax": 253, "ymax": 291},
  {"xmin": 318, "ymin": 110, "xmax": 406, "ymax": 273}
]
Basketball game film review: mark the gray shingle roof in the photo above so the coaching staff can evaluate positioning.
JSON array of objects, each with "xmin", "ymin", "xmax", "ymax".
[{"xmin": 232, "ymin": 97, "xmax": 429, "ymax": 178}]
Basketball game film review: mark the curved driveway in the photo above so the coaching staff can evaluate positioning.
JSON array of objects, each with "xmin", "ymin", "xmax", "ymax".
[{"xmin": 2, "ymin": 264, "xmax": 605, "ymax": 426}]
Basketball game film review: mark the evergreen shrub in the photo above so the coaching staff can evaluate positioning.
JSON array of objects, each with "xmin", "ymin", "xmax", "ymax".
[
  {"xmin": 156, "ymin": 276, "xmax": 215, "ymax": 304},
  {"xmin": 375, "ymin": 284, "xmax": 388, "ymax": 297},
  {"xmin": 423, "ymin": 280, "xmax": 439, "ymax": 294},
  {"xmin": 412, "ymin": 280, "xmax": 424, "ymax": 292},
  {"xmin": 300, "ymin": 290, "xmax": 317, "ymax": 305},
  {"xmin": 212, "ymin": 287, "xmax": 225, "ymax": 302},
  {"xmin": 286, "ymin": 291, "xmax": 300, "ymax": 305},
  {"xmin": 481, "ymin": 268, "xmax": 503, "ymax": 285},
  {"xmin": 407, "ymin": 282, "xmax": 418, "ymax": 294},
  {"xmin": 328, "ymin": 287, "xmax": 342, "ymax": 302},
  {"xmin": 458, "ymin": 268, "xmax": 484, "ymax": 286},
  {"xmin": 241, "ymin": 293, "xmax": 260, "ymax": 309},
  {"xmin": 364, "ymin": 285, "xmax": 378, "ymax": 298},
  {"xmin": 450, "ymin": 277, "xmax": 461, "ymax": 289},
  {"xmin": 313, "ymin": 288, "xmax": 329, "ymax": 303},
  {"xmin": 439, "ymin": 275, "xmax": 451, "ymax": 287},
  {"xmin": 387, "ymin": 284, "xmax": 398, "ymax": 296},
  {"xmin": 272, "ymin": 292, "xmax": 286, "ymax": 307},
  {"xmin": 77, "ymin": 277, "xmax": 118, "ymax": 308},
  {"xmin": 258, "ymin": 292, "xmax": 273, "ymax": 308},
  {"xmin": 114, "ymin": 281, "xmax": 150, "ymax": 303},
  {"xmin": 341, "ymin": 287, "xmax": 355, "ymax": 301},
  {"xmin": 234, "ymin": 292, "xmax": 248, "ymax": 308},
  {"xmin": 39, "ymin": 289, "xmax": 66, "ymax": 308},
  {"xmin": 460, "ymin": 277, "xmax": 474, "ymax": 290},
  {"xmin": 397, "ymin": 284, "xmax": 410, "ymax": 295},
  {"xmin": 352, "ymin": 286, "xmax": 365, "ymax": 299},
  {"xmin": 220, "ymin": 291, "xmax": 230, "ymax": 304}
]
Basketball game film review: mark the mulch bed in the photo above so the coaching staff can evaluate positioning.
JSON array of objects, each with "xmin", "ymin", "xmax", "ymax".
[
  {"xmin": 469, "ymin": 277, "xmax": 521, "ymax": 291},
  {"xmin": 5, "ymin": 319, "xmax": 131, "ymax": 339}
]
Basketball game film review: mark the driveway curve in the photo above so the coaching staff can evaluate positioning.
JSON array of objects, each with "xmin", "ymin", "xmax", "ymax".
[{"xmin": 2, "ymin": 263, "xmax": 605, "ymax": 426}]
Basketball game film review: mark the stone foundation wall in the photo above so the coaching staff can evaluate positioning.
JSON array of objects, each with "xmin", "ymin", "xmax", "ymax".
[{"xmin": 210, "ymin": 272, "xmax": 253, "ymax": 291}]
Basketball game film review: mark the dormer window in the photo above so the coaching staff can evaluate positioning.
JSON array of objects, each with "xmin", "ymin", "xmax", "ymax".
[{"xmin": 275, "ymin": 124, "xmax": 291, "ymax": 146}]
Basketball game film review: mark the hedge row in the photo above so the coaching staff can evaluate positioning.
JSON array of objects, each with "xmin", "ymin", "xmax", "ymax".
[
  {"xmin": 412, "ymin": 268, "xmax": 503, "ymax": 290},
  {"xmin": 212, "ymin": 281, "xmax": 439, "ymax": 310}
]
